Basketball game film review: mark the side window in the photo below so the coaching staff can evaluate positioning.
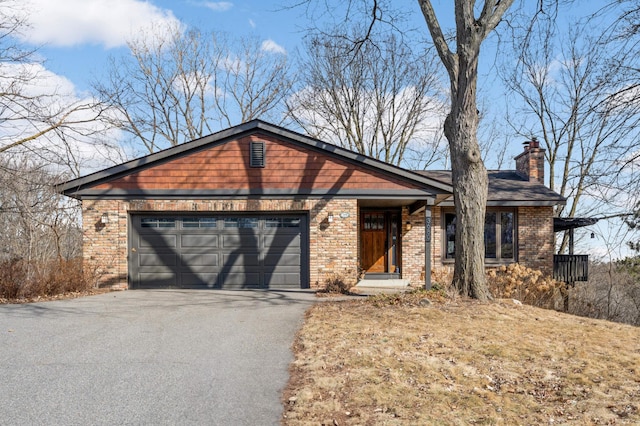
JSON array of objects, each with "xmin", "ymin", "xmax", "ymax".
[
  {"xmin": 501, "ymin": 212, "xmax": 515, "ymax": 259},
  {"xmin": 443, "ymin": 210, "xmax": 515, "ymax": 261},
  {"xmin": 445, "ymin": 213, "xmax": 456, "ymax": 259},
  {"xmin": 485, "ymin": 212, "xmax": 497, "ymax": 259}
]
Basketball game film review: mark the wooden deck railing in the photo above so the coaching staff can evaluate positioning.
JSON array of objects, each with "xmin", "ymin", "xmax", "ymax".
[{"xmin": 553, "ymin": 254, "xmax": 589, "ymax": 283}]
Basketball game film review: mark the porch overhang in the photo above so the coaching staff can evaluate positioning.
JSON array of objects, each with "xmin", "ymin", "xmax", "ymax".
[{"xmin": 553, "ymin": 217, "xmax": 599, "ymax": 232}]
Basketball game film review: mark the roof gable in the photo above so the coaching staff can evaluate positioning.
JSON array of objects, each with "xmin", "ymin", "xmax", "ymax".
[{"xmin": 60, "ymin": 120, "xmax": 452, "ymax": 200}]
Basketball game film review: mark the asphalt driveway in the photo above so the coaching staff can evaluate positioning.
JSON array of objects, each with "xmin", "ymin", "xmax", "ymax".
[{"xmin": 0, "ymin": 289, "xmax": 317, "ymax": 425}]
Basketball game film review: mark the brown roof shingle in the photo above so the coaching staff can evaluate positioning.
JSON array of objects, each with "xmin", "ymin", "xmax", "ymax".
[{"xmin": 414, "ymin": 170, "xmax": 566, "ymax": 206}]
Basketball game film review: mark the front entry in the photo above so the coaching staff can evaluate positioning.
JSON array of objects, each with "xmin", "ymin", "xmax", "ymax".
[{"xmin": 360, "ymin": 210, "xmax": 400, "ymax": 277}]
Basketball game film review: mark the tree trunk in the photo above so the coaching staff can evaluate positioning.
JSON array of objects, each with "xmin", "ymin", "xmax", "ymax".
[
  {"xmin": 444, "ymin": 32, "xmax": 490, "ymax": 301},
  {"xmin": 418, "ymin": 0, "xmax": 513, "ymax": 300},
  {"xmin": 445, "ymin": 107, "xmax": 490, "ymax": 300}
]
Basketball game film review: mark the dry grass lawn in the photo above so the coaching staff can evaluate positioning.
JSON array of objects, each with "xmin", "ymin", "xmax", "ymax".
[{"xmin": 283, "ymin": 291, "xmax": 640, "ymax": 425}]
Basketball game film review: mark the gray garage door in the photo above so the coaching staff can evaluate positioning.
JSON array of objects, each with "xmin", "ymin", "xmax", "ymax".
[{"xmin": 130, "ymin": 214, "xmax": 307, "ymax": 289}]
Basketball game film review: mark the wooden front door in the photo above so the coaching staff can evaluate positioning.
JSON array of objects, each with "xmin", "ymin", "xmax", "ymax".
[{"xmin": 361, "ymin": 211, "xmax": 400, "ymax": 274}]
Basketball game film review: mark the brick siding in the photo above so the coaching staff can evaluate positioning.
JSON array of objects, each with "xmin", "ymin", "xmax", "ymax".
[
  {"xmin": 517, "ymin": 206, "xmax": 554, "ymax": 276},
  {"xmin": 83, "ymin": 200, "xmax": 555, "ymax": 290},
  {"xmin": 83, "ymin": 198, "xmax": 358, "ymax": 289},
  {"xmin": 401, "ymin": 206, "xmax": 432, "ymax": 286}
]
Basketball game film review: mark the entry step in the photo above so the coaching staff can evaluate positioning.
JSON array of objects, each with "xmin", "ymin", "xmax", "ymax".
[{"xmin": 355, "ymin": 279, "xmax": 410, "ymax": 288}]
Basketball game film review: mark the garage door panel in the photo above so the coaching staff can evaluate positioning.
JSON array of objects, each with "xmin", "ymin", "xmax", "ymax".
[
  {"xmin": 181, "ymin": 273, "xmax": 218, "ymax": 287},
  {"xmin": 180, "ymin": 253, "xmax": 218, "ymax": 267},
  {"xmin": 264, "ymin": 234, "xmax": 300, "ymax": 248},
  {"xmin": 139, "ymin": 234, "xmax": 177, "ymax": 249},
  {"xmin": 264, "ymin": 253, "xmax": 300, "ymax": 267},
  {"xmin": 139, "ymin": 253, "xmax": 178, "ymax": 267},
  {"xmin": 181, "ymin": 234, "xmax": 218, "ymax": 248},
  {"xmin": 131, "ymin": 215, "xmax": 306, "ymax": 289},
  {"xmin": 138, "ymin": 272, "xmax": 177, "ymax": 288},
  {"xmin": 221, "ymin": 234, "xmax": 260, "ymax": 248},
  {"xmin": 222, "ymin": 273, "xmax": 261, "ymax": 287},
  {"xmin": 222, "ymin": 253, "xmax": 260, "ymax": 267},
  {"xmin": 265, "ymin": 273, "xmax": 301, "ymax": 287}
]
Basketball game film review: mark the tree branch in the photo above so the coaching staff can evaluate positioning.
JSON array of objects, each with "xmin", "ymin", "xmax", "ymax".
[{"xmin": 417, "ymin": 1, "xmax": 457, "ymax": 81}]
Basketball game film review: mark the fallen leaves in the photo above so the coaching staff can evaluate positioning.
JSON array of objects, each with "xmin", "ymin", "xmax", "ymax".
[{"xmin": 283, "ymin": 294, "xmax": 640, "ymax": 425}]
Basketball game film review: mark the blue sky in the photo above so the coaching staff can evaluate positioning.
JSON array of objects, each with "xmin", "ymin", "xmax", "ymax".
[{"xmin": 28, "ymin": 1, "xmax": 307, "ymax": 93}]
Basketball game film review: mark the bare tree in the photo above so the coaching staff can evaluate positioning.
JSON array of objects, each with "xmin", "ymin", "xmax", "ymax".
[
  {"xmin": 94, "ymin": 24, "xmax": 293, "ymax": 154},
  {"xmin": 0, "ymin": 0, "xmax": 110, "ymax": 171},
  {"xmin": 0, "ymin": 157, "xmax": 81, "ymax": 264},
  {"xmin": 626, "ymin": 201, "xmax": 640, "ymax": 252},
  {"xmin": 212, "ymin": 35, "xmax": 293, "ymax": 129},
  {"xmin": 419, "ymin": 1, "xmax": 514, "ymax": 300},
  {"xmin": 569, "ymin": 259, "xmax": 640, "ymax": 326},
  {"xmin": 287, "ymin": 29, "xmax": 446, "ymax": 168},
  {"xmin": 504, "ymin": 16, "xmax": 640, "ymax": 253}
]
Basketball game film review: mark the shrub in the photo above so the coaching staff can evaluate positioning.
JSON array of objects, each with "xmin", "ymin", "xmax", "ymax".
[
  {"xmin": 431, "ymin": 267, "xmax": 453, "ymax": 290},
  {"xmin": 321, "ymin": 273, "xmax": 354, "ymax": 295},
  {"xmin": 0, "ymin": 258, "xmax": 27, "ymax": 299},
  {"xmin": 487, "ymin": 263, "xmax": 564, "ymax": 309},
  {"xmin": 0, "ymin": 258, "xmax": 96, "ymax": 301}
]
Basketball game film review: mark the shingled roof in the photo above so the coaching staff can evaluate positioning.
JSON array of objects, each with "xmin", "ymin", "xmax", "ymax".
[{"xmin": 414, "ymin": 170, "xmax": 566, "ymax": 207}]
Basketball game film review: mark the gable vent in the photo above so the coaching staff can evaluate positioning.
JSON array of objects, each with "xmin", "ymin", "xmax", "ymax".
[{"xmin": 250, "ymin": 141, "xmax": 266, "ymax": 168}]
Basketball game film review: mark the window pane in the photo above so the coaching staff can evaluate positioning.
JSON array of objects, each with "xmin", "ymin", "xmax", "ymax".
[
  {"xmin": 265, "ymin": 217, "xmax": 300, "ymax": 228},
  {"xmin": 501, "ymin": 212, "xmax": 514, "ymax": 259},
  {"xmin": 224, "ymin": 218, "xmax": 258, "ymax": 228},
  {"xmin": 484, "ymin": 212, "xmax": 497, "ymax": 259},
  {"xmin": 182, "ymin": 217, "xmax": 216, "ymax": 228},
  {"xmin": 141, "ymin": 218, "xmax": 176, "ymax": 228},
  {"xmin": 364, "ymin": 213, "xmax": 385, "ymax": 231},
  {"xmin": 445, "ymin": 213, "xmax": 456, "ymax": 259}
]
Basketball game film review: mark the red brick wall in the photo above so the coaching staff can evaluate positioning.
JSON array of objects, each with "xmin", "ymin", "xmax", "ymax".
[
  {"xmin": 517, "ymin": 206, "xmax": 554, "ymax": 276},
  {"xmin": 515, "ymin": 146, "xmax": 545, "ymax": 185},
  {"xmin": 400, "ymin": 206, "xmax": 435, "ymax": 286},
  {"xmin": 92, "ymin": 135, "xmax": 421, "ymax": 192},
  {"xmin": 82, "ymin": 198, "xmax": 358, "ymax": 289},
  {"xmin": 82, "ymin": 199, "xmax": 128, "ymax": 289}
]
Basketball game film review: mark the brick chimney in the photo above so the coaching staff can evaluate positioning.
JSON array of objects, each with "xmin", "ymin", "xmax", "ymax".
[{"xmin": 515, "ymin": 137, "xmax": 545, "ymax": 184}]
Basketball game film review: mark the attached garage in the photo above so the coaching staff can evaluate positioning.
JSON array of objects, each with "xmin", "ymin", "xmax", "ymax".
[
  {"xmin": 130, "ymin": 214, "xmax": 307, "ymax": 289},
  {"xmin": 60, "ymin": 120, "xmax": 459, "ymax": 290}
]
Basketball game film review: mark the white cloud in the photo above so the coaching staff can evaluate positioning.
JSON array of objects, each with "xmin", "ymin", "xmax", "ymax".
[
  {"xmin": 249, "ymin": 19, "xmax": 256, "ymax": 28},
  {"xmin": 199, "ymin": 1, "xmax": 233, "ymax": 12},
  {"xmin": 261, "ymin": 39, "xmax": 286, "ymax": 55},
  {"xmin": 13, "ymin": 0, "xmax": 181, "ymax": 48}
]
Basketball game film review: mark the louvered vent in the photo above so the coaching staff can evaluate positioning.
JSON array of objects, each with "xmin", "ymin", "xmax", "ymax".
[{"xmin": 250, "ymin": 141, "xmax": 266, "ymax": 168}]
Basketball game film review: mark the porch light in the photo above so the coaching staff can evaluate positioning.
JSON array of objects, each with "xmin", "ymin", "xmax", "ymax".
[
  {"xmin": 405, "ymin": 221, "xmax": 412, "ymax": 231},
  {"xmin": 101, "ymin": 213, "xmax": 110, "ymax": 224},
  {"xmin": 327, "ymin": 212, "xmax": 334, "ymax": 223}
]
